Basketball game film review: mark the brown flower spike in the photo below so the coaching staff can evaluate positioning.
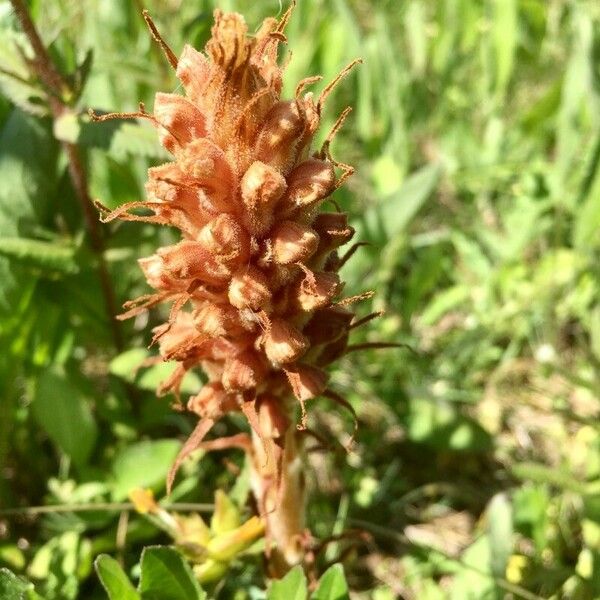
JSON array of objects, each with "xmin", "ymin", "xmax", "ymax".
[{"xmin": 94, "ymin": 5, "xmax": 375, "ymax": 576}]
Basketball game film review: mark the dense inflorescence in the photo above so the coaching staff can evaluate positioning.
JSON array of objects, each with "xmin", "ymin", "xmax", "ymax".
[{"xmin": 95, "ymin": 6, "xmax": 365, "ymax": 575}]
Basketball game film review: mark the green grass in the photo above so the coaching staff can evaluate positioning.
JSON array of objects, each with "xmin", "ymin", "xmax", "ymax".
[{"xmin": 1, "ymin": 0, "xmax": 600, "ymax": 598}]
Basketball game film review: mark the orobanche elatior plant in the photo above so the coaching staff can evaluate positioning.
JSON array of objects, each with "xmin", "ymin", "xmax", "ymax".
[{"xmin": 93, "ymin": 4, "xmax": 381, "ymax": 577}]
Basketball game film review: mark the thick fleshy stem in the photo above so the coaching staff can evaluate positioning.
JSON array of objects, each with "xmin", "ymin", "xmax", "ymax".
[{"xmin": 249, "ymin": 413, "xmax": 306, "ymax": 577}]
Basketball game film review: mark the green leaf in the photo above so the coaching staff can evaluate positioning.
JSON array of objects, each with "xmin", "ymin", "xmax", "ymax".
[
  {"xmin": 31, "ymin": 368, "xmax": 98, "ymax": 467},
  {"xmin": 404, "ymin": 1, "xmax": 427, "ymax": 78},
  {"xmin": 491, "ymin": 0, "xmax": 517, "ymax": 94},
  {"xmin": 511, "ymin": 462, "xmax": 589, "ymax": 495},
  {"xmin": 573, "ymin": 134, "xmax": 600, "ymax": 249},
  {"xmin": 72, "ymin": 48, "xmax": 94, "ymax": 100},
  {"xmin": 0, "ymin": 545, "xmax": 25, "ymax": 571},
  {"xmin": 0, "ymin": 31, "xmax": 48, "ymax": 117},
  {"xmin": 0, "ymin": 237, "xmax": 78, "ymax": 274},
  {"xmin": 139, "ymin": 546, "xmax": 205, "ymax": 600},
  {"xmin": 312, "ymin": 564, "xmax": 349, "ymax": 600},
  {"xmin": 80, "ymin": 117, "xmax": 168, "ymax": 160},
  {"xmin": 519, "ymin": 77, "xmax": 562, "ymax": 132},
  {"xmin": 406, "ymin": 397, "xmax": 491, "ymax": 452},
  {"xmin": 267, "ymin": 565, "xmax": 307, "ymax": 600},
  {"xmin": 110, "ymin": 440, "xmax": 181, "ymax": 500},
  {"xmin": 95, "ymin": 555, "xmax": 140, "ymax": 600},
  {"xmin": 109, "ymin": 349, "xmax": 202, "ymax": 395},
  {"xmin": 487, "ymin": 493, "xmax": 513, "ymax": 579},
  {"xmin": 109, "ymin": 122, "xmax": 169, "ymax": 160},
  {"xmin": 0, "ymin": 109, "xmax": 58, "ymax": 315},
  {"xmin": 448, "ymin": 536, "xmax": 494, "ymax": 599},
  {"xmin": 0, "ymin": 568, "xmax": 43, "ymax": 600},
  {"xmin": 370, "ymin": 163, "xmax": 442, "ymax": 240}
]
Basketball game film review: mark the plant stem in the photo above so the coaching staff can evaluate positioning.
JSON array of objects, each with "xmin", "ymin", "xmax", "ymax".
[
  {"xmin": 8, "ymin": 0, "xmax": 123, "ymax": 352},
  {"xmin": 0, "ymin": 502, "xmax": 214, "ymax": 516},
  {"xmin": 250, "ymin": 420, "xmax": 307, "ymax": 577}
]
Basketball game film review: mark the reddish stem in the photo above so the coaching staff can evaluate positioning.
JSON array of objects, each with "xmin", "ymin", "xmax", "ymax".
[{"xmin": 9, "ymin": 0, "xmax": 123, "ymax": 351}]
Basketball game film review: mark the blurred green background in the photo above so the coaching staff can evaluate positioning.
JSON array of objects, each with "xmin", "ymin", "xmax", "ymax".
[{"xmin": 1, "ymin": 0, "xmax": 600, "ymax": 598}]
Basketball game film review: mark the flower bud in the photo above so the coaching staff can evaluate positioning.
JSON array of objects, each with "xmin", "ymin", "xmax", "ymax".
[
  {"xmin": 266, "ymin": 263, "xmax": 302, "ymax": 291},
  {"xmin": 263, "ymin": 318, "xmax": 309, "ymax": 365},
  {"xmin": 256, "ymin": 101, "xmax": 305, "ymax": 173},
  {"xmin": 146, "ymin": 164, "xmax": 211, "ymax": 227},
  {"xmin": 284, "ymin": 363, "xmax": 328, "ymax": 402},
  {"xmin": 206, "ymin": 10, "xmax": 250, "ymax": 71},
  {"xmin": 139, "ymin": 255, "xmax": 185, "ymax": 291},
  {"xmin": 157, "ymin": 313, "xmax": 205, "ymax": 360},
  {"xmin": 210, "ymin": 335, "xmax": 255, "ymax": 360},
  {"xmin": 303, "ymin": 305, "xmax": 353, "ymax": 345},
  {"xmin": 317, "ymin": 331, "xmax": 349, "ymax": 366},
  {"xmin": 240, "ymin": 161, "xmax": 287, "ymax": 236},
  {"xmin": 178, "ymin": 139, "xmax": 235, "ymax": 213},
  {"xmin": 194, "ymin": 303, "xmax": 245, "ymax": 337},
  {"xmin": 188, "ymin": 382, "xmax": 238, "ymax": 419},
  {"xmin": 295, "ymin": 271, "xmax": 340, "ymax": 312},
  {"xmin": 256, "ymin": 395, "xmax": 290, "ymax": 439},
  {"xmin": 198, "ymin": 214, "xmax": 250, "ymax": 266},
  {"xmin": 312, "ymin": 212, "xmax": 355, "ymax": 252},
  {"xmin": 270, "ymin": 221, "xmax": 319, "ymax": 265},
  {"xmin": 228, "ymin": 266, "xmax": 272, "ymax": 310},
  {"xmin": 158, "ymin": 241, "xmax": 231, "ymax": 283},
  {"xmin": 154, "ymin": 92, "xmax": 207, "ymax": 154},
  {"xmin": 279, "ymin": 159, "xmax": 335, "ymax": 218},
  {"xmin": 176, "ymin": 44, "xmax": 211, "ymax": 105},
  {"xmin": 222, "ymin": 351, "xmax": 267, "ymax": 391}
]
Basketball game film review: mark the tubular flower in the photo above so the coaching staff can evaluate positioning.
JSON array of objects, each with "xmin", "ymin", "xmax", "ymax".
[{"xmin": 95, "ymin": 5, "xmax": 370, "ymax": 576}]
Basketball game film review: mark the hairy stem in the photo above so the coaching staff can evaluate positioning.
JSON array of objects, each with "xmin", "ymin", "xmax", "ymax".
[{"xmin": 250, "ymin": 421, "xmax": 307, "ymax": 577}]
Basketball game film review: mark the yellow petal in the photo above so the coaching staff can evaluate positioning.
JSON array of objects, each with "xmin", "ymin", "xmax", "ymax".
[
  {"xmin": 211, "ymin": 490, "xmax": 241, "ymax": 534},
  {"xmin": 207, "ymin": 516, "xmax": 265, "ymax": 562},
  {"xmin": 129, "ymin": 488, "xmax": 159, "ymax": 515},
  {"xmin": 193, "ymin": 559, "xmax": 229, "ymax": 585},
  {"xmin": 175, "ymin": 513, "xmax": 211, "ymax": 547}
]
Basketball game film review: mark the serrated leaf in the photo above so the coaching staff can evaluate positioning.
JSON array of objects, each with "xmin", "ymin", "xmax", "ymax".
[
  {"xmin": 111, "ymin": 440, "xmax": 181, "ymax": 500},
  {"xmin": 312, "ymin": 564, "xmax": 349, "ymax": 600},
  {"xmin": 109, "ymin": 122, "xmax": 169, "ymax": 160},
  {"xmin": 0, "ymin": 31, "xmax": 48, "ymax": 117},
  {"xmin": 139, "ymin": 546, "xmax": 205, "ymax": 600},
  {"xmin": 32, "ymin": 368, "xmax": 98, "ymax": 467},
  {"xmin": 72, "ymin": 48, "xmax": 94, "ymax": 100},
  {"xmin": 0, "ymin": 237, "xmax": 78, "ymax": 274},
  {"xmin": 267, "ymin": 565, "xmax": 307, "ymax": 600},
  {"xmin": 95, "ymin": 555, "xmax": 140, "ymax": 600},
  {"xmin": 80, "ymin": 116, "xmax": 168, "ymax": 160},
  {"xmin": 0, "ymin": 568, "xmax": 43, "ymax": 600}
]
